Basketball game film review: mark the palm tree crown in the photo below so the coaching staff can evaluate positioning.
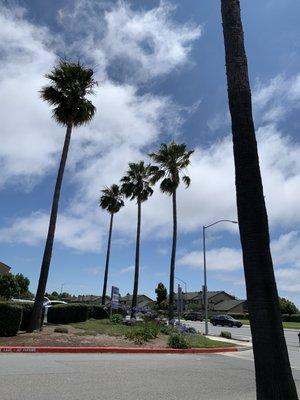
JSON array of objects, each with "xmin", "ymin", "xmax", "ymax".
[
  {"xmin": 120, "ymin": 161, "xmax": 154, "ymax": 202},
  {"xmin": 100, "ymin": 184, "xmax": 124, "ymax": 214},
  {"xmin": 40, "ymin": 60, "xmax": 97, "ymax": 127},
  {"xmin": 149, "ymin": 142, "xmax": 194, "ymax": 194}
]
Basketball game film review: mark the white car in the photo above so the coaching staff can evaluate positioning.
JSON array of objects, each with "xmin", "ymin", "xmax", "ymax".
[{"xmin": 44, "ymin": 300, "xmax": 67, "ymax": 322}]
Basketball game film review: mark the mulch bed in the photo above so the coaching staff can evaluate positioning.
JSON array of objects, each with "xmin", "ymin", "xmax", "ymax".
[{"xmin": 0, "ymin": 325, "xmax": 169, "ymax": 348}]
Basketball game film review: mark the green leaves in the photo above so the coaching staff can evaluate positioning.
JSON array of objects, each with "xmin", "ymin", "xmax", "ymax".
[
  {"xmin": 40, "ymin": 60, "xmax": 97, "ymax": 127},
  {"xmin": 120, "ymin": 161, "xmax": 154, "ymax": 203},
  {"xmin": 99, "ymin": 184, "xmax": 124, "ymax": 214},
  {"xmin": 149, "ymin": 142, "xmax": 193, "ymax": 194}
]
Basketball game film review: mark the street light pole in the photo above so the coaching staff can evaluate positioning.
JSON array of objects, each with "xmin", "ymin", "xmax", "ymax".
[
  {"xmin": 175, "ymin": 276, "xmax": 187, "ymax": 310},
  {"xmin": 202, "ymin": 219, "xmax": 238, "ymax": 335},
  {"xmin": 203, "ymin": 226, "xmax": 208, "ymax": 335}
]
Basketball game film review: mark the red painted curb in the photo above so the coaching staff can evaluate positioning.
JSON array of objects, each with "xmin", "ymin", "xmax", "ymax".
[{"xmin": 0, "ymin": 346, "xmax": 238, "ymax": 354}]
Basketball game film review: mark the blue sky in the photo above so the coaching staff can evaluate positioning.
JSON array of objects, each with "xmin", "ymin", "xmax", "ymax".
[{"xmin": 0, "ymin": 0, "xmax": 300, "ymax": 306}]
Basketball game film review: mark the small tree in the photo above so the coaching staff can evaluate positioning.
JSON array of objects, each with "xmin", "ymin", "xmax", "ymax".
[
  {"xmin": 155, "ymin": 283, "xmax": 167, "ymax": 307},
  {"xmin": 15, "ymin": 274, "xmax": 30, "ymax": 297},
  {"xmin": 0, "ymin": 274, "xmax": 19, "ymax": 300},
  {"xmin": 279, "ymin": 297, "xmax": 298, "ymax": 315}
]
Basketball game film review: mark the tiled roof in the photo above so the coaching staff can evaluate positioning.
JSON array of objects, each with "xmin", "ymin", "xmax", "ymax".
[{"xmin": 213, "ymin": 299, "xmax": 246, "ymax": 311}]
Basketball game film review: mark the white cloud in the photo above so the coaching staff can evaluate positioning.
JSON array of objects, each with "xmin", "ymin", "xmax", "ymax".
[
  {"xmin": 120, "ymin": 266, "xmax": 135, "ymax": 274},
  {"xmin": 57, "ymin": 0, "xmax": 202, "ymax": 82},
  {"xmin": 253, "ymin": 74, "xmax": 300, "ymax": 124},
  {"xmin": 0, "ymin": 5, "xmax": 59, "ymax": 187},
  {"xmin": 178, "ymin": 247, "xmax": 242, "ymax": 272}
]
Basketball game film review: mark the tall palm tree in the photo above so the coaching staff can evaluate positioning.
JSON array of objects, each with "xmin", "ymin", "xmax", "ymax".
[
  {"xmin": 120, "ymin": 162, "xmax": 154, "ymax": 318},
  {"xmin": 99, "ymin": 184, "xmax": 124, "ymax": 306},
  {"xmin": 221, "ymin": 1, "xmax": 298, "ymax": 398},
  {"xmin": 28, "ymin": 61, "xmax": 97, "ymax": 332},
  {"xmin": 149, "ymin": 142, "xmax": 193, "ymax": 321}
]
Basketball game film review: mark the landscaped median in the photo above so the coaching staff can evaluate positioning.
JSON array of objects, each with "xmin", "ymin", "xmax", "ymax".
[{"xmin": 0, "ymin": 303, "xmax": 243, "ymax": 354}]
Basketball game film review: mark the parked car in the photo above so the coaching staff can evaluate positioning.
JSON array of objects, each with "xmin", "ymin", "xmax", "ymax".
[
  {"xmin": 210, "ymin": 315, "xmax": 242, "ymax": 327},
  {"xmin": 183, "ymin": 311, "xmax": 203, "ymax": 321},
  {"xmin": 44, "ymin": 300, "xmax": 67, "ymax": 322}
]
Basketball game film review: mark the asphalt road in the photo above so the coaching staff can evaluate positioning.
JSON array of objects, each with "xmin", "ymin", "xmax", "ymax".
[
  {"xmin": 0, "ymin": 352, "xmax": 299, "ymax": 400},
  {"xmin": 185, "ymin": 320, "xmax": 300, "ymax": 369}
]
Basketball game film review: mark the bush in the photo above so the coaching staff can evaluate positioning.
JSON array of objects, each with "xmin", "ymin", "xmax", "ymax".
[
  {"xmin": 228, "ymin": 313, "xmax": 249, "ymax": 320},
  {"xmin": 168, "ymin": 333, "xmax": 190, "ymax": 349},
  {"xmin": 281, "ymin": 313, "xmax": 300, "ymax": 322},
  {"xmin": 220, "ymin": 331, "xmax": 232, "ymax": 339},
  {"xmin": 47, "ymin": 303, "xmax": 88, "ymax": 324},
  {"xmin": 111, "ymin": 314, "xmax": 123, "ymax": 324},
  {"xmin": 125, "ymin": 323, "xmax": 159, "ymax": 344},
  {"xmin": 54, "ymin": 326, "xmax": 69, "ymax": 334},
  {"xmin": 0, "ymin": 302, "xmax": 23, "ymax": 336},
  {"xmin": 87, "ymin": 305, "xmax": 109, "ymax": 320},
  {"xmin": 19, "ymin": 303, "xmax": 34, "ymax": 331}
]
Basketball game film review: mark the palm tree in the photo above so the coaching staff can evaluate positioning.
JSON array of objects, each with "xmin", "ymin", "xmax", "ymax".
[
  {"xmin": 149, "ymin": 142, "xmax": 193, "ymax": 321},
  {"xmin": 99, "ymin": 184, "xmax": 124, "ymax": 306},
  {"xmin": 221, "ymin": 1, "xmax": 298, "ymax": 398},
  {"xmin": 28, "ymin": 60, "xmax": 97, "ymax": 332},
  {"xmin": 120, "ymin": 162, "xmax": 154, "ymax": 318}
]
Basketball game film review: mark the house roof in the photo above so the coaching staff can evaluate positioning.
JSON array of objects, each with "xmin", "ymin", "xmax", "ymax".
[
  {"xmin": 0, "ymin": 261, "xmax": 11, "ymax": 274},
  {"xmin": 120, "ymin": 294, "xmax": 153, "ymax": 302},
  {"xmin": 213, "ymin": 299, "xmax": 246, "ymax": 311},
  {"xmin": 174, "ymin": 291, "xmax": 234, "ymax": 301}
]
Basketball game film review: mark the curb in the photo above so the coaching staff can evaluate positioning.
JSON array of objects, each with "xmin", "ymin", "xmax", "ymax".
[{"xmin": 0, "ymin": 346, "xmax": 239, "ymax": 354}]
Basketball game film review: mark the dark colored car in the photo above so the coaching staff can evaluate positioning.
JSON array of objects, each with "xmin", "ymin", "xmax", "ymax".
[
  {"xmin": 210, "ymin": 315, "xmax": 242, "ymax": 327},
  {"xmin": 183, "ymin": 311, "xmax": 203, "ymax": 321}
]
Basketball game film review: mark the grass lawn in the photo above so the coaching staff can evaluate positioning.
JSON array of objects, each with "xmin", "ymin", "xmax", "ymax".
[
  {"xmin": 185, "ymin": 334, "xmax": 234, "ymax": 348},
  {"xmin": 71, "ymin": 319, "xmax": 129, "ymax": 336},
  {"xmin": 72, "ymin": 319, "xmax": 235, "ymax": 348},
  {"xmin": 239, "ymin": 320, "xmax": 300, "ymax": 330}
]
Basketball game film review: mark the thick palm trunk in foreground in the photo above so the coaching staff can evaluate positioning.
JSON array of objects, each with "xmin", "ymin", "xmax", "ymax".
[
  {"xmin": 221, "ymin": 1, "xmax": 298, "ymax": 398},
  {"xmin": 28, "ymin": 124, "xmax": 72, "ymax": 332},
  {"xmin": 101, "ymin": 213, "xmax": 114, "ymax": 305},
  {"xmin": 168, "ymin": 190, "xmax": 177, "ymax": 322},
  {"xmin": 131, "ymin": 200, "xmax": 141, "ymax": 318}
]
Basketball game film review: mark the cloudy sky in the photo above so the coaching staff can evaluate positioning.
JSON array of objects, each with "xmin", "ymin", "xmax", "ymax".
[{"xmin": 0, "ymin": 0, "xmax": 300, "ymax": 306}]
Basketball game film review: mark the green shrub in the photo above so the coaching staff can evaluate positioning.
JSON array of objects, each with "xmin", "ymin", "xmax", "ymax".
[
  {"xmin": 281, "ymin": 313, "xmax": 300, "ymax": 322},
  {"xmin": 111, "ymin": 314, "xmax": 123, "ymax": 324},
  {"xmin": 228, "ymin": 313, "xmax": 249, "ymax": 320},
  {"xmin": 168, "ymin": 333, "xmax": 190, "ymax": 349},
  {"xmin": 0, "ymin": 302, "xmax": 23, "ymax": 336},
  {"xmin": 47, "ymin": 303, "xmax": 88, "ymax": 324},
  {"xmin": 125, "ymin": 323, "xmax": 159, "ymax": 344},
  {"xmin": 54, "ymin": 326, "xmax": 69, "ymax": 333},
  {"xmin": 220, "ymin": 331, "xmax": 232, "ymax": 339},
  {"xmin": 87, "ymin": 305, "xmax": 109, "ymax": 320},
  {"xmin": 160, "ymin": 324, "xmax": 175, "ymax": 335}
]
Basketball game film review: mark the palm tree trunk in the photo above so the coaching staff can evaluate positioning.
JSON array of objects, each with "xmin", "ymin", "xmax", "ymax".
[
  {"xmin": 101, "ymin": 213, "xmax": 114, "ymax": 306},
  {"xmin": 131, "ymin": 200, "xmax": 141, "ymax": 319},
  {"xmin": 168, "ymin": 190, "xmax": 177, "ymax": 322},
  {"xmin": 221, "ymin": 1, "xmax": 298, "ymax": 398},
  {"xmin": 28, "ymin": 124, "xmax": 72, "ymax": 332}
]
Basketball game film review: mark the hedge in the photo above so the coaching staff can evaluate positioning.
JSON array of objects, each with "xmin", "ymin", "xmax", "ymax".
[
  {"xmin": 0, "ymin": 302, "xmax": 23, "ymax": 336},
  {"xmin": 18, "ymin": 303, "xmax": 45, "ymax": 331},
  {"xmin": 228, "ymin": 313, "xmax": 249, "ymax": 320},
  {"xmin": 87, "ymin": 305, "xmax": 109, "ymax": 320},
  {"xmin": 281, "ymin": 314, "xmax": 300, "ymax": 322},
  {"xmin": 47, "ymin": 303, "xmax": 88, "ymax": 324}
]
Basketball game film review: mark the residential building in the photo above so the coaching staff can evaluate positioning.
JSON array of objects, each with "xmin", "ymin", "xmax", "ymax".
[
  {"xmin": 0, "ymin": 261, "xmax": 11, "ymax": 276},
  {"xmin": 120, "ymin": 293, "xmax": 154, "ymax": 308},
  {"xmin": 174, "ymin": 290, "xmax": 236, "ymax": 311},
  {"xmin": 212, "ymin": 299, "xmax": 248, "ymax": 314}
]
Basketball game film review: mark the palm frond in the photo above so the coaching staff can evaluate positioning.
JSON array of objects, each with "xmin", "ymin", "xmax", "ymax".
[
  {"xmin": 41, "ymin": 60, "xmax": 97, "ymax": 127},
  {"xmin": 149, "ymin": 142, "xmax": 193, "ymax": 193}
]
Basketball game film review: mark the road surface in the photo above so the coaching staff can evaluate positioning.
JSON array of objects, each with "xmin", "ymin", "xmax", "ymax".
[
  {"xmin": 0, "ymin": 352, "xmax": 299, "ymax": 400},
  {"xmin": 185, "ymin": 320, "xmax": 300, "ymax": 369}
]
